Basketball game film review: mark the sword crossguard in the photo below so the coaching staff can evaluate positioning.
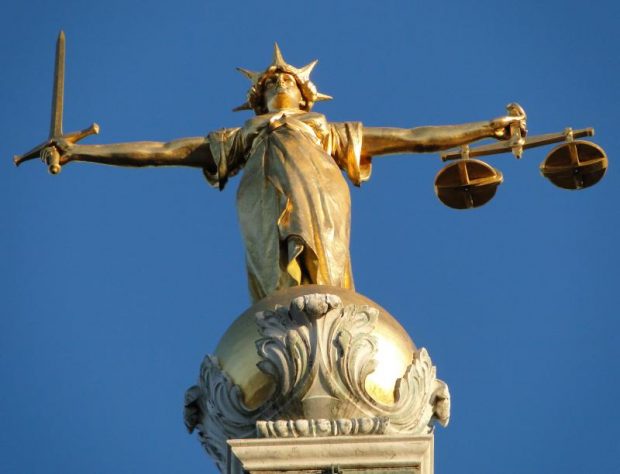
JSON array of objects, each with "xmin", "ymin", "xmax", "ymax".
[{"xmin": 62, "ymin": 123, "xmax": 100, "ymax": 146}]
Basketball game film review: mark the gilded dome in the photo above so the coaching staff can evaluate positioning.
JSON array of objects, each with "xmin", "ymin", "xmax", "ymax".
[{"xmin": 214, "ymin": 285, "xmax": 417, "ymax": 410}]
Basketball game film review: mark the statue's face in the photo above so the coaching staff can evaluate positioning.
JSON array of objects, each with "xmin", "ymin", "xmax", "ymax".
[{"xmin": 262, "ymin": 72, "xmax": 303, "ymax": 112}]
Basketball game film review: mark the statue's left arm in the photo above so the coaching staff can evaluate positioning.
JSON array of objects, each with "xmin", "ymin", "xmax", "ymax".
[{"xmin": 361, "ymin": 113, "xmax": 525, "ymax": 157}]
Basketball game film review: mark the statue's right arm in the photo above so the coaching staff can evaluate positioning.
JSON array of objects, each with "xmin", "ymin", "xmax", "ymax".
[{"xmin": 59, "ymin": 137, "xmax": 216, "ymax": 172}]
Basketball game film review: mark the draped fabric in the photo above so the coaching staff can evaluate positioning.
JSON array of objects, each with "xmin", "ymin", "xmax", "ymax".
[{"xmin": 203, "ymin": 111, "xmax": 371, "ymax": 302}]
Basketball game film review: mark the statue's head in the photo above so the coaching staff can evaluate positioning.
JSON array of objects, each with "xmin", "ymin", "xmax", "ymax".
[
  {"xmin": 261, "ymin": 72, "xmax": 304, "ymax": 113},
  {"xmin": 234, "ymin": 44, "xmax": 332, "ymax": 115}
]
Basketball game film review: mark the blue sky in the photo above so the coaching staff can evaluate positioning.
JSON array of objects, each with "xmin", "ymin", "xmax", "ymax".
[{"xmin": 2, "ymin": 1, "xmax": 619, "ymax": 473}]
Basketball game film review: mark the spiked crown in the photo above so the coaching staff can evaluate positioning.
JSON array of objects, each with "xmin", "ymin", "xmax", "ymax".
[{"xmin": 234, "ymin": 43, "xmax": 332, "ymax": 114}]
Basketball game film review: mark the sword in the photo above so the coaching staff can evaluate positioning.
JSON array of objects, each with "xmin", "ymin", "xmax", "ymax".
[{"xmin": 13, "ymin": 31, "xmax": 99, "ymax": 174}]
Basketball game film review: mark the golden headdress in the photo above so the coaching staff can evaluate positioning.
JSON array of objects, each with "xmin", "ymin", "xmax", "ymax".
[{"xmin": 234, "ymin": 43, "xmax": 332, "ymax": 114}]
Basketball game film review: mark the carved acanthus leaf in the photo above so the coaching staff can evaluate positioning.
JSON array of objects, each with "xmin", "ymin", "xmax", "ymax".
[
  {"xmin": 385, "ymin": 348, "xmax": 439, "ymax": 433},
  {"xmin": 254, "ymin": 300, "xmax": 314, "ymax": 398}
]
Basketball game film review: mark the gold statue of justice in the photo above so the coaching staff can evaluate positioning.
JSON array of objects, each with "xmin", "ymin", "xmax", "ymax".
[{"xmin": 14, "ymin": 32, "xmax": 608, "ymax": 302}]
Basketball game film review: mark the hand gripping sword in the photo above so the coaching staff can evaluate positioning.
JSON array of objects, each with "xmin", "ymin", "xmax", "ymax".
[{"xmin": 13, "ymin": 31, "xmax": 99, "ymax": 174}]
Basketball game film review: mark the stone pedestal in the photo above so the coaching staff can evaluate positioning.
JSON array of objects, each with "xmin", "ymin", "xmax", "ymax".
[
  {"xmin": 227, "ymin": 435, "xmax": 434, "ymax": 474},
  {"xmin": 185, "ymin": 287, "xmax": 449, "ymax": 474}
]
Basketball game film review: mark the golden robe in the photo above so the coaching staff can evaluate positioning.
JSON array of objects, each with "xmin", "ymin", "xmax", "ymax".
[{"xmin": 204, "ymin": 111, "xmax": 371, "ymax": 302}]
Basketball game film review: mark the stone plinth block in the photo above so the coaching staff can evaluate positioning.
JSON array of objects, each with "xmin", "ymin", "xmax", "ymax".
[{"xmin": 228, "ymin": 434, "xmax": 434, "ymax": 474}]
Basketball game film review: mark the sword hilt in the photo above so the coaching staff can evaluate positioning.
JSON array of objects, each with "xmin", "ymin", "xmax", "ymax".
[
  {"xmin": 13, "ymin": 123, "xmax": 100, "ymax": 172},
  {"xmin": 42, "ymin": 147, "xmax": 61, "ymax": 175}
]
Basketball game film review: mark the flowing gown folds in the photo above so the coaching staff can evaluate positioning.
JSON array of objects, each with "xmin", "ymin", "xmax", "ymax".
[{"xmin": 204, "ymin": 111, "xmax": 371, "ymax": 302}]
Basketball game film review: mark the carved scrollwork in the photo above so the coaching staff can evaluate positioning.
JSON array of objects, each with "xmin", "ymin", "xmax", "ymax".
[
  {"xmin": 383, "ymin": 348, "xmax": 450, "ymax": 432},
  {"xmin": 254, "ymin": 294, "xmax": 323, "ymax": 400},
  {"xmin": 324, "ymin": 300, "xmax": 380, "ymax": 407},
  {"xmin": 184, "ymin": 355, "xmax": 261, "ymax": 472},
  {"xmin": 185, "ymin": 293, "xmax": 450, "ymax": 470}
]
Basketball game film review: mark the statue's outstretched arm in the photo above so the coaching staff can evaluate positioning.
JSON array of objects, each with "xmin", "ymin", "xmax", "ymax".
[
  {"xmin": 55, "ymin": 136, "xmax": 215, "ymax": 170},
  {"xmin": 361, "ymin": 113, "xmax": 525, "ymax": 157}
]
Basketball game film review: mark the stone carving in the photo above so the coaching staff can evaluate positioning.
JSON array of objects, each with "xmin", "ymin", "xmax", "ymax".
[
  {"xmin": 184, "ymin": 356, "xmax": 262, "ymax": 473},
  {"xmin": 185, "ymin": 293, "xmax": 450, "ymax": 470},
  {"xmin": 253, "ymin": 293, "xmax": 450, "ymax": 431},
  {"xmin": 257, "ymin": 417, "xmax": 389, "ymax": 438}
]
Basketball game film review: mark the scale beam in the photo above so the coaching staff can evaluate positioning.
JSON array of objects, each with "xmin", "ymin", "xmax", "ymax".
[{"xmin": 441, "ymin": 128, "xmax": 595, "ymax": 162}]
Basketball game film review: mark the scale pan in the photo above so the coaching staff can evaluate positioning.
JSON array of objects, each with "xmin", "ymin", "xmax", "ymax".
[
  {"xmin": 540, "ymin": 140, "xmax": 607, "ymax": 190},
  {"xmin": 434, "ymin": 159, "xmax": 503, "ymax": 209}
]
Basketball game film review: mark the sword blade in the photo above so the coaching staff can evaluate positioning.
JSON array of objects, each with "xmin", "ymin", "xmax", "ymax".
[{"xmin": 49, "ymin": 30, "xmax": 65, "ymax": 139}]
